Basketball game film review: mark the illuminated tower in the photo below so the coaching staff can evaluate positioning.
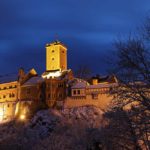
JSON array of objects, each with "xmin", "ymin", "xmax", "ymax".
[{"xmin": 46, "ymin": 41, "xmax": 67, "ymax": 72}]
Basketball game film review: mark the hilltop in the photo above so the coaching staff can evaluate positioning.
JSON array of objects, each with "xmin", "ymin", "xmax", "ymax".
[{"xmin": 0, "ymin": 106, "xmax": 104, "ymax": 150}]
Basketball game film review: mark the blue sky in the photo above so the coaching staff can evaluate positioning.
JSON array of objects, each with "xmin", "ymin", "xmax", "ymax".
[{"xmin": 0, "ymin": 0, "xmax": 150, "ymax": 75}]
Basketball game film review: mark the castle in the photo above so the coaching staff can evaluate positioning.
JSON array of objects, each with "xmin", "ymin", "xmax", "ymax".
[{"xmin": 0, "ymin": 41, "xmax": 117, "ymax": 122}]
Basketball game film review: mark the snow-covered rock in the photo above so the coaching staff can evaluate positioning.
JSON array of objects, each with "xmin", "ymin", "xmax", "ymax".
[{"xmin": 0, "ymin": 106, "xmax": 104, "ymax": 149}]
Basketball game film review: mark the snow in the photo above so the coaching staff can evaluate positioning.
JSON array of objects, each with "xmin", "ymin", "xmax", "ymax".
[
  {"xmin": 70, "ymin": 78, "xmax": 89, "ymax": 89},
  {"xmin": 71, "ymin": 82, "xmax": 87, "ymax": 89},
  {"xmin": 70, "ymin": 78, "xmax": 117, "ymax": 89},
  {"xmin": 0, "ymin": 106, "xmax": 104, "ymax": 149}
]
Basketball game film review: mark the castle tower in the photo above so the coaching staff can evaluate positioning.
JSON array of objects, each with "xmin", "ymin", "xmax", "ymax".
[{"xmin": 46, "ymin": 41, "xmax": 67, "ymax": 72}]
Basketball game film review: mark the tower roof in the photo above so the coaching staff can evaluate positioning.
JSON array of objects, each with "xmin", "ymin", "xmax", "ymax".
[{"xmin": 46, "ymin": 40, "xmax": 67, "ymax": 49}]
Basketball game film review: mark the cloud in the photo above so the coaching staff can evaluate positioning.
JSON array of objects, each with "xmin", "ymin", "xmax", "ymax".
[{"xmin": 0, "ymin": 0, "xmax": 150, "ymax": 74}]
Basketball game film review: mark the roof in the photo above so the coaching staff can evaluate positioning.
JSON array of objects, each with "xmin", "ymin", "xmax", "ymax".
[
  {"xmin": 71, "ymin": 78, "xmax": 117, "ymax": 89},
  {"xmin": 72, "ymin": 82, "xmax": 87, "ymax": 89},
  {"xmin": 23, "ymin": 76, "xmax": 44, "ymax": 86},
  {"xmin": 91, "ymin": 75, "xmax": 118, "ymax": 83},
  {"xmin": 0, "ymin": 74, "xmax": 18, "ymax": 84},
  {"xmin": 46, "ymin": 40, "xmax": 67, "ymax": 49},
  {"xmin": 71, "ymin": 78, "xmax": 89, "ymax": 89},
  {"xmin": 42, "ymin": 69, "xmax": 72, "ymax": 80},
  {"xmin": 87, "ymin": 83, "xmax": 117, "ymax": 89}
]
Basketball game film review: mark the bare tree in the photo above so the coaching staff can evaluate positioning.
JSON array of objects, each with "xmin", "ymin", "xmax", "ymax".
[
  {"xmin": 75, "ymin": 65, "xmax": 91, "ymax": 80},
  {"xmin": 109, "ymin": 37, "xmax": 150, "ymax": 149},
  {"xmin": 98, "ymin": 108, "xmax": 141, "ymax": 150}
]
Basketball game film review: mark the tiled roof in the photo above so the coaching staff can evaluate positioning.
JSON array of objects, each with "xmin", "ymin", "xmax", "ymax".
[
  {"xmin": 71, "ymin": 79, "xmax": 117, "ymax": 89},
  {"xmin": 23, "ymin": 76, "xmax": 44, "ymax": 86},
  {"xmin": 71, "ymin": 82, "xmax": 87, "ymax": 89}
]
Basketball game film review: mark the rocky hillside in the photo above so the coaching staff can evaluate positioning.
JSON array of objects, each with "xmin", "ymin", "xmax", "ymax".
[{"xmin": 0, "ymin": 106, "xmax": 104, "ymax": 150}]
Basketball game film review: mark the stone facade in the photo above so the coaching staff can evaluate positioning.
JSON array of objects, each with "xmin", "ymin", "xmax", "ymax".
[
  {"xmin": 46, "ymin": 41, "xmax": 67, "ymax": 71},
  {"xmin": 64, "ymin": 77, "xmax": 117, "ymax": 110},
  {"xmin": 0, "ymin": 80, "xmax": 18, "ymax": 121}
]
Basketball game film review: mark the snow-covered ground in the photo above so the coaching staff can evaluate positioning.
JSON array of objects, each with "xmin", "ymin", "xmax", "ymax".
[{"xmin": 0, "ymin": 106, "xmax": 104, "ymax": 150}]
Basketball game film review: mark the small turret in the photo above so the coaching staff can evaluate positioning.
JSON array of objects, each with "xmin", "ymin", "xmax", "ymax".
[{"xmin": 18, "ymin": 68, "xmax": 25, "ymax": 82}]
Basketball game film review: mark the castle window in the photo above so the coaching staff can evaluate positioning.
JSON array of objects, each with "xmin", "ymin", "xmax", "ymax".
[
  {"xmin": 92, "ymin": 94, "xmax": 98, "ymax": 100},
  {"xmin": 3, "ymin": 95, "xmax": 6, "ymax": 98},
  {"xmin": 77, "ymin": 90, "xmax": 80, "ymax": 95},
  {"xmin": 73, "ymin": 90, "xmax": 76, "ymax": 95},
  {"xmin": 9, "ymin": 94, "xmax": 11, "ymax": 98},
  {"xmin": 52, "ymin": 50, "xmax": 55, "ymax": 53},
  {"xmin": 62, "ymin": 51, "xmax": 64, "ymax": 53},
  {"xmin": 40, "ymin": 94, "xmax": 42, "ymax": 99},
  {"xmin": 58, "ymin": 83, "xmax": 64, "ymax": 88},
  {"xmin": 7, "ymin": 104, "xmax": 9, "ymax": 107},
  {"xmin": 52, "ymin": 58, "xmax": 54, "ymax": 61},
  {"xmin": 48, "ymin": 94, "xmax": 50, "ymax": 98},
  {"xmin": 52, "ymin": 84, "xmax": 55, "ymax": 88},
  {"xmin": 59, "ymin": 94, "xmax": 62, "ymax": 98},
  {"xmin": 27, "ymin": 88, "xmax": 30, "ymax": 94},
  {"xmin": 12, "ymin": 93, "xmax": 15, "ymax": 97}
]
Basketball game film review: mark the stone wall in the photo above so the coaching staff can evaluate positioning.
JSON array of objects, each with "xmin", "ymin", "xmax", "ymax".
[{"xmin": 64, "ymin": 94, "xmax": 113, "ymax": 111}]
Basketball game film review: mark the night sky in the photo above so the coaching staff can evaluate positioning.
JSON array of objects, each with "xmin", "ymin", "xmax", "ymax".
[{"xmin": 0, "ymin": 0, "xmax": 150, "ymax": 75}]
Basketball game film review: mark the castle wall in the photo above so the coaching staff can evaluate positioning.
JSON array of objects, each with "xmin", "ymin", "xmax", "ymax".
[
  {"xmin": 64, "ymin": 94, "xmax": 113, "ymax": 111},
  {"xmin": 0, "ymin": 81, "xmax": 18, "ymax": 121},
  {"xmin": 20, "ymin": 85, "xmax": 40, "ymax": 101},
  {"xmin": 0, "ymin": 102, "xmax": 16, "ymax": 121},
  {"xmin": 0, "ymin": 81, "xmax": 18, "ymax": 102},
  {"xmin": 46, "ymin": 78, "xmax": 66, "ymax": 107}
]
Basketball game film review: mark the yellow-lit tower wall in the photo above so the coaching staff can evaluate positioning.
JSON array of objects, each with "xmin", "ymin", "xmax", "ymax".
[{"xmin": 46, "ymin": 41, "xmax": 67, "ymax": 71}]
